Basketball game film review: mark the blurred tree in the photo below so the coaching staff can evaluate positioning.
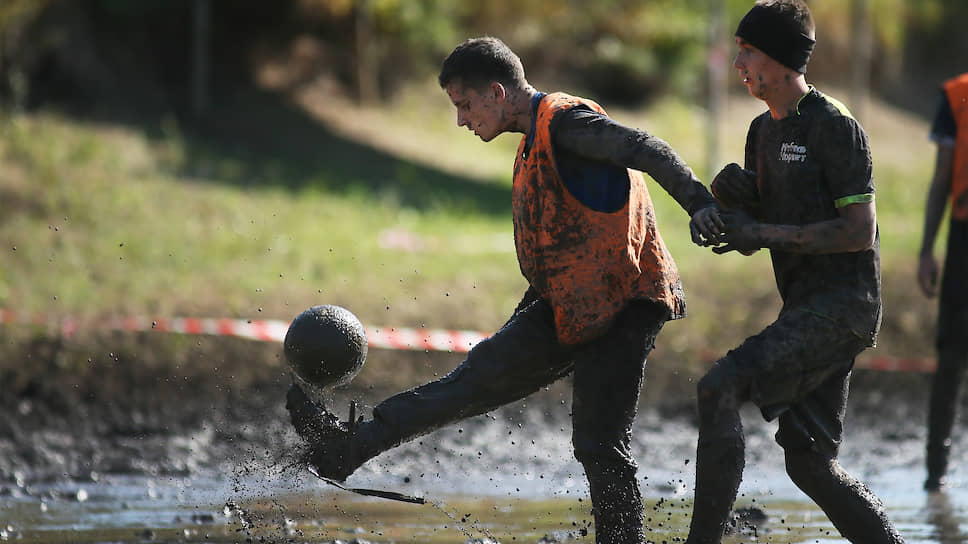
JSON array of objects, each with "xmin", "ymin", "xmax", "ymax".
[
  {"xmin": 192, "ymin": 0, "xmax": 212, "ymax": 116},
  {"xmin": 294, "ymin": 0, "xmax": 468, "ymax": 102},
  {"xmin": 0, "ymin": 0, "xmax": 52, "ymax": 111},
  {"xmin": 0, "ymin": 0, "xmax": 49, "ymax": 27},
  {"xmin": 460, "ymin": 0, "xmax": 709, "ymax": 103},
  {"xmin": 2, "ymin": 0, "xmax": 966, "ymax": 116},
  {"xmin": 289, "ymin": 0, "xmax": 713, "ymax": 105},
  {"xmin": 891, "ymin": 0, "xmax": 968, "ymax": 110}
]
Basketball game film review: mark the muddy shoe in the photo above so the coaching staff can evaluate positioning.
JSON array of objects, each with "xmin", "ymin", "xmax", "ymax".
[{"xmin": 285, "ymin": 383, "xmax": 361, "ymax": 482}]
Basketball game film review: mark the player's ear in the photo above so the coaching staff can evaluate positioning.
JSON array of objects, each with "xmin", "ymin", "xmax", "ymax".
[{"xmin": 490, "ymin": 82, "xmax": 507, "ymax": 101}]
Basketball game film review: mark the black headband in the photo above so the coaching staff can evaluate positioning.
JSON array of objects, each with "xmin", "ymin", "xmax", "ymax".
[{"xmin": 735, "ymin": 5, "xmax": 815, "ymax": 74}]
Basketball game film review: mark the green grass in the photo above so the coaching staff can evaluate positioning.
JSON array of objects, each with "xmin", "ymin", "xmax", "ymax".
[
  {"xmin": 0, "ymin": 81, "xmax": 944, "ymax": 380},
  {"xmin": 0, "ymin": 108, "xmax": 521, "ymax": 328}
]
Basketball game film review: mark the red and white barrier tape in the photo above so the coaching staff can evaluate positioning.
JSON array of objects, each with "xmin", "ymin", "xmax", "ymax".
[
  {"xmin": 0, "ymin": 309, "xmax": 489, "ymax": 354},
  {"xmin": 0, "ymin": 309, "xmax": 936, "ymax": 370},
  {"xmin": 856, "ymin": 355, "xmax": 936, "ymax": 373}
]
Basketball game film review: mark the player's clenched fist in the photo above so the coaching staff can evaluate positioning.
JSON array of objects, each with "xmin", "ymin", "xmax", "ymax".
[{"xmin": 711, "ymin": 163, "xmax": 759, "ymax": 214}]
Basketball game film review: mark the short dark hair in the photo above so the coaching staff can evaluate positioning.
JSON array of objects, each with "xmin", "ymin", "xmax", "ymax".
[
  {"xmin": 438, "ymin": 36, "xmax": 528, "ymax": 91},
  {"xmin": 755, "ymin": 0, "xmax": 815, "ymax": 38}
]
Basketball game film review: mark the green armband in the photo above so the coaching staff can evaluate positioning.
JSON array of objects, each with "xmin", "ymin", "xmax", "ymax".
[{"xmin": 834, "ymin": 193, "xmax": 874, "ymax": 208}]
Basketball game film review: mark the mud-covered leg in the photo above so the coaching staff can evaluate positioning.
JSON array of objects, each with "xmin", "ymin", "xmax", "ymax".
[
  {"xmin": 580, "ymin": 459, "xmax": 644, "ymax": 544},
  {"xmin": 784, "ymin": 449, "xmax": 904, "ymax": 544},
  {"xmin": 926, "ymin": 346, "xmax": 968, "ymax": 490},
  {"xmin": 928, "ymin": 221, "xmax": 968, "ymax": 490},
  {"xmin": 686, "ymin": 360, "xmax": 749, "ymax": 544},
  {"xmin": 571, "ymin": 301, "xmax": 667, "ymax": 544},
  {"xmin": 351, "ymin": 297, "xmax": 573, "ymax": 469},
  {"xmin": 781, "ymin": 372, "xmax": 904, "ymax": 544}
]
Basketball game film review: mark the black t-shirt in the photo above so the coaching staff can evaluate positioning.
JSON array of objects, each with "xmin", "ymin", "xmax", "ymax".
[{"xmin": 745, "ymin": 88, "xmax": 881, "ymax": 345}]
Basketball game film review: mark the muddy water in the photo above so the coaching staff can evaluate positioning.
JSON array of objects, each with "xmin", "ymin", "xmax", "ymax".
[{"xmin": 3, "ymin": 371, "xmax": 968, "ymax": 543}]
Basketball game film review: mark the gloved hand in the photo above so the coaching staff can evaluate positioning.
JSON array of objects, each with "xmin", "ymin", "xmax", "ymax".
[{"xmin": 711, "ymin": 163, "xmax": 759, "ymax": 211}]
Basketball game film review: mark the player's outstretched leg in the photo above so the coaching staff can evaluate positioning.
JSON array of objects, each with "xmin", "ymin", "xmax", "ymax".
[
  {"xmin": 286, "ymin": 383, "xmax": 365, "ymax": 482},
  {"xmin": 287, "ymin": 297, "xmax": 572, "ymax": 482}
]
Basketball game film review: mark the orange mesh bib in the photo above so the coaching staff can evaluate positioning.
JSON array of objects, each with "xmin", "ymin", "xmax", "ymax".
[
  {"xmin": 512, "ymin": 92, "xmax": 684, "ymax": 345},
  {"xmin": 944, "ymin": 73, "xmax": 968, "ymax": 220}
]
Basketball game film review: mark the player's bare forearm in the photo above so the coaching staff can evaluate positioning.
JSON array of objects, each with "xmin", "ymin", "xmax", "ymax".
[
  {"xmin": 919, "ymin": 144, "xmax": 955, "ymax": 256},
  {"xmin": 920, "ymin": 182, "xmax": 948, "ymax": 256}
]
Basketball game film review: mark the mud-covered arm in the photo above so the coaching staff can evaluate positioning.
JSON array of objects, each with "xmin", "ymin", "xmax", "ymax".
[
  {"xmin": 553, "ymin": 107, "xmax": 717, "ymax": 215},
  {"xmin": 715, "ymin": 203, "xmax": 876, "ymax": 255},
  {"xmin": 502, "ymin": 286, "xmax": 542, "ymax": 328}
]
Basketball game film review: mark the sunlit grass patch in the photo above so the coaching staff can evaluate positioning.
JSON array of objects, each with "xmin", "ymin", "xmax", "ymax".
[{"xmin": 0, "ymin": 80, "xmax": 943, "ymax": 377}]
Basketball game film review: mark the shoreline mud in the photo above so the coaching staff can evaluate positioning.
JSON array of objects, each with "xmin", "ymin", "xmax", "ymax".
[{"xmin": 0, "ymin": 330, "xmax": 933, "ymax": 488}]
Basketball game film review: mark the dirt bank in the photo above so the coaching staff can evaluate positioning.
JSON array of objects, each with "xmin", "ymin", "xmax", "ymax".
[{"xmin": 0, "ymin": 327, "xmax": 935, "ymax": 489}]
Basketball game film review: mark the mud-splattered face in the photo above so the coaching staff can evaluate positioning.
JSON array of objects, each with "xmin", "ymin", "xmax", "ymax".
[
  {"xmin": 733, "ymin": 37, "xmax": 786, "ymax": 102},
  {"xmin": 444, "ymin": 81, "xmax": 507, "ymax": 142}
]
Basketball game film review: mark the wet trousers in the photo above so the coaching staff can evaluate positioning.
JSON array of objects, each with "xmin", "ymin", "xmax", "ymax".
[
  {"xmin": 686, "ymin": 311, "xmax": 904, "ymax": 544},
  {"xmin": 354, "ymin": 292, "xmax": 669, "ymax": 544},
  {"xmin": 927, "ymin": 220, "xmax": 968, "ymax": 487}
]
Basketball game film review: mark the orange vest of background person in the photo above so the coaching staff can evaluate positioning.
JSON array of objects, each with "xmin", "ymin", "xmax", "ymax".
[
  {"xmin": 944, "ymin": 73, "xmax": 968, "ymax": 220},
  {"xmin": 512, "ymin": 92, "xmax": 685, "ymax": 345}
]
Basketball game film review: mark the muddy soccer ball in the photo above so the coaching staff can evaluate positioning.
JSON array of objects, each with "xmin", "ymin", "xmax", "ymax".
[{"xmin": 284, "ymin": 305, "xmax": 368, "ymax": 388}]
